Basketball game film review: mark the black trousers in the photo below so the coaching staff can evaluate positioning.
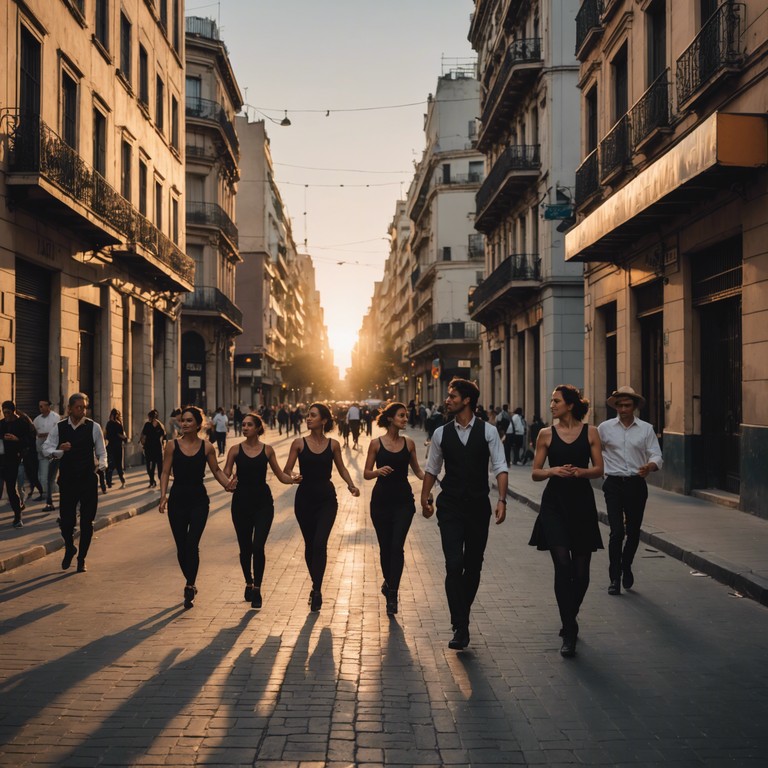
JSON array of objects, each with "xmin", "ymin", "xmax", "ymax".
[
  {"xmin": 231, "ymin": 493, "xmax": 274, "ymax": 586},
  {"xmin": 603, "ymin": 475, "xmax": 648, "ymax": 581},
  {"xmin": 509, "ymin": 434, "xmax": 524, "ymax": 464},
  {"xmin": 2, "ymin": 459, "xmax": 23, "ymax": 519},
  {"xmin": 59, "ymin": 472, "xmax": 98, "ymax": 561},
  {"xmin": 295, "ymin": 490, "xmax": 337, "ymax": 592},
  {"xmin": 106, "ymin": 444, "xmax": 124, "ymax": 485},
  {"xmin": 168, "ymin": 491, "xmax": 209, "ymax": 585},
  {"xmin": 436, "ymin": 495, "xmax": 491, "ymax": 629},
  {"xmin": 370, "ymin": 500, "xmax": 414, "ymax": 592}
]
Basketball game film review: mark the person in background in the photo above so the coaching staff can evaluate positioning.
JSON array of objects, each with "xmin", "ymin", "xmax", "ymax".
[
  {"xmin": 18, "ymin": 411, "xmax": 43, "ymax": 502},
  {"xmin": 141, "ymin": 409, "xmax": 166, "ymax": 488},
  {"xmin": 1, "ymin": 401, "xmax": 29, "ymax": 528},
  {"xmin": 34, "ymin": 399, "xmax": 61, "ymax": 512},
  {"xmin": 166, "ymin": 408, "xmax": 182, "ymax": 441},
  {"xmin": 347, "ymin": 402, "xmax": 361, "ymax": 449},
  {"xmin": 233, "ymin": 405, "xmax": 244, "ymax": 437},
  {"xmin": 506, "ymin": 407, "xmax": 526, "ymax": 466},
  {"xmin": 42, "ymin": 393, "xmax": 108, "ymax": 572},
  {"xmin": 105, "ymin": 408, "xmax": 128, "ymax": 488},
  {"xmin": 211, "ymin": 406, "xmax": 229, "ymax": 457}
]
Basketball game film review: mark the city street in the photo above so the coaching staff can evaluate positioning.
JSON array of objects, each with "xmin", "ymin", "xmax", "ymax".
[{"xmin": 1, "ymin": 428, "xmax": 766, "ymax": 767}]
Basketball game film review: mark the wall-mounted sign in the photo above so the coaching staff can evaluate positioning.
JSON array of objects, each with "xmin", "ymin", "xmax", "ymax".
[
  {"xmin": 457, "ymin": 359, "xmax": 472, "ymax": 368},
  {"xmin": 188, "ymin": 376, "xmax": 201, "ymax": 389},
  {"xmin": 543, "ymin": 204, "xmax": 574, "ymax": 220}
]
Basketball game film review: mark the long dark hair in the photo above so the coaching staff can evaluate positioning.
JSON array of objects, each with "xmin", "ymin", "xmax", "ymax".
[{"xmin": 555, "ymin": 385, "xmax": 590, "ymax": 420}]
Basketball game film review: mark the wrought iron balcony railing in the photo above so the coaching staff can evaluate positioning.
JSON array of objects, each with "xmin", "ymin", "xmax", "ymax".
[
  {"xmin": 629, "ymin": 69, "xmax": 671, "ymax": 149},
  {"xmin": 185, "ymin": 96, "xmax": 240, "ymax": 158},
  {"xmin": 186, "ymin": 201, "xmax": 239, "ymax": 249},
  {"xmin": 575, "ymin": 0, "xmax": 603, "ymax": 57},
  {"xmin": 575, "ymin": 149, "xmax": 600, "ymax": 206},
  {"xmin": 676, "ymin": 2, "xmax": 745, "ymax": 108},
  {"xmin": 599, "ymin": 114, "xmax": 631, "ymax": 181},
  {"xmin": 475, "ymin": 144, "xmax": 540, "ymax": 217},
  {"xmin": 469, "ymin": 254, "xmax": 541, "ymax": 315},
  {"xmin": 182, "ymin": 286, "xmax": 242, "ymax": 329},
  {"xmin": 409, "ymin": 322, "xmax": 480, "ymax": 355},
  {"xmin": 8, "ymin": 115, "xmax": 194, "ymax": 286}
]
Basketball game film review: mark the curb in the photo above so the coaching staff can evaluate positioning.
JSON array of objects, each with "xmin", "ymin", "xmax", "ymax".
[{"xmin": 0, "ymin": 497, "xmax": 158, "ymax": 574}]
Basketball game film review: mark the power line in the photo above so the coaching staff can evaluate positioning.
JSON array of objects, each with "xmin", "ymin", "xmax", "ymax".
[
  {"xmin": 238, "ymin": 179, "xmax": 405, "ymax": 188},
  {"xmin": 274, "ymin": 162, "xmax": 410, "ymax": 175}
]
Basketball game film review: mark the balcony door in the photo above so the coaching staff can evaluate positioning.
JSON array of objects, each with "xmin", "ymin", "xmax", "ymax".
[
  {"xmin": 181, "ymin": 331, "xmax": 207, "ymax": 409},
  {"xmin": 15, "ymin": 259, "xmax": 50, "ymax": 414}
]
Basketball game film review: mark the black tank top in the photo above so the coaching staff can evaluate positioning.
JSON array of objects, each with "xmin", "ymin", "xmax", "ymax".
[
  {"xmin": 233, "ymin": 444, "xmax": 271, "ymax": 498},
  {"xmin": 372, "ymin": 437, "xmax": 412, "ymax": 502},
  {"xmin": 297, "ymin": 438, "xmax": 334, "ymax": 496},
  {"xmin": 548, "ymin": 424, "xmax": 591, "ymax": 469},
  {"xmin": 169, "ymin": 439, "xmax": 207, "ymax": 497}
]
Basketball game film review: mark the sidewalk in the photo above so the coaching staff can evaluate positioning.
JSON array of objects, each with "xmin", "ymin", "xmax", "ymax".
[{"xmin": 498, "ymin": 459, "xmax": 768, "ymax": 607}]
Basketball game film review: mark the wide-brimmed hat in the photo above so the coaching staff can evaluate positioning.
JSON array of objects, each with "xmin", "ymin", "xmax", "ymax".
[{"xmin": 607, "ymin": 386, "xmax": 645, "ymax": 409}]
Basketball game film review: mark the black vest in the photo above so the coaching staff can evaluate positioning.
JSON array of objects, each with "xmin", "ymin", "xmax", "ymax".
[
  {"xmin": 58, "ymin": 418, "xmax": 97, "ymax": 476},
  {"xmin": 440, "ymin": 419, "xmax": 490, "ymax": 499}
]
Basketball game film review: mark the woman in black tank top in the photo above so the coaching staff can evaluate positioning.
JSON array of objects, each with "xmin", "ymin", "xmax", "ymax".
[
  {"xmin": 159, "ymin": 406, "xmax": 232, "ymax": 609},
  {"xmin": 222, "ymin": 413, "xmax": 298, "ymax": 609},
  {"xmin": 364, "ymin": 402, "xmax": 424, "ymax": 615},
  {"xmin": 529, "ymin": 386, "xmax": 604, "ymax": 658},
  {"xmin": 282, "ymin": 402, "xmax": 360, "ymax": 612}
]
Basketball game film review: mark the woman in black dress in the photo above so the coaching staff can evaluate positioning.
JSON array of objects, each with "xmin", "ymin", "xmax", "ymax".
[
  {"xmin": 223, "ymin": 413, "xmax": 298, "ymax": 609},
  {"xmin": 529, "ymin": 385, "xmax": 603, "ymax": 658},
  {"xmin": 158, "ymin": 406, "xmax": 231, "ymax": 609},
  {"xmin": 105, "ymin": 408, "xmax": 128, "ymax": 488},
  {"xmin": 283, "ymin": 402, "xmax": 360, "ymax": 611},
  {"xmin": 364, "ymin": 402, "xmax": 424, "ymax": 615},
  {"xmin": 141, "ymin": 409, "xmax": 166, "ymax": 488}
]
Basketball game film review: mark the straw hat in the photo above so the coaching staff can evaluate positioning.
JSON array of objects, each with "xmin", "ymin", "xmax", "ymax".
[{"xmin": 606, "ymin": 386, "xmax": 646, "ymax": 409}]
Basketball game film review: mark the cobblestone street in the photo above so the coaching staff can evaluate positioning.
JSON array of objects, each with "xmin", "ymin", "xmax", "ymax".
[{"xmin": 1, "ymin": 429, "xmax": 767, "ymax": 767}]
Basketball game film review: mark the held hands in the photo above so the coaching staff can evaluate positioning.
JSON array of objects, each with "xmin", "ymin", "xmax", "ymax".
[
  {"xmin": 421, "ymin": 495, "xmax": 434, "ymax": 519},
  {"xmin": 348, "ymin": 484, "xmax": 360, "ymax": 497},
  {"xmin": 225, "ymin": 475, "xmax": 238, "ymax": 492},
  {"xmin": 291, "ymin": 473, "xmax": 302, "ymax": 484}
]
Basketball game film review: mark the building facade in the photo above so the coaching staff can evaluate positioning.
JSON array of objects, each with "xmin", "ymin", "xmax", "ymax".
[
  {"xmin": 566, "ymin": 0, "xmax": 768, "ymax": 515},
  {"xmin": 0, "ymin": 0, "xmax": 192, "ymax": 460},
  {"xmin": 469, "ymin": 0, "xmax": 584, "ymax": 420},
  {"xmin": 182, "ymin": 16, "xmax": 242, "ymax": 413}
]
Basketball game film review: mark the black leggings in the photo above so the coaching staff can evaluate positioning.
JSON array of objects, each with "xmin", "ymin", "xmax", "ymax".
[
  {"xmin": 231, "ymin": 493, "xmax": 274, "ymax": 586},
  {"xmin": 370, "ymin": 502, "xmax": 414, "ymax": 591},
  {"xmin": 294, "ymin": 491, "xmax": 337, "ymax": 592},
  {"xmin": 145, "ymin": 450, "xmax": 162, "ymax": 483},
  {"xmin": 549, "ymin": 547, "xmax": 592, "ymax": 630},
  {"xmin": 168, "ymin": 493, "xmax": 209, "ymax": 585}
]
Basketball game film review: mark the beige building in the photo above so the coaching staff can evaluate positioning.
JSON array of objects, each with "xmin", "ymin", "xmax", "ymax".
[
  {"xmin": 566, "ymin": 0, "xmax": 768, "ymax": 515},
  {"xmin": 181, "ymin": 17, "xmax": 242, "ymax": 412},
  {"xmin": 0, "ymin": 0, "xmax": 192, "ymax": 458}
]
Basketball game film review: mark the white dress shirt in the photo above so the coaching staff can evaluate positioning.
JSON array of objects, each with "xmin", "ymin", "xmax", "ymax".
[
  {"xmin": 33, "ymin": 411, "xmax": 61, "ymax": 453},
  {"xmin": 42, "ymin": 417, "xmax": 108, "ymax": 471},
  {"xmin": 426, "ymin": 416, "xmax": 508, "ymax": 478},
  {"xmin": 598, "ymin": 416, "xmax": 663, "ymax": 476},
  {"xmin": 212, "ymin": 412, "xmax": 229, "ymax": 432}
]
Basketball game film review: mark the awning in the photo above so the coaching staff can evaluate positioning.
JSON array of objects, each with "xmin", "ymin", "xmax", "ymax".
[{"xmin": 565, "ymin": 113, "xmax": 768, "ymax": 262}]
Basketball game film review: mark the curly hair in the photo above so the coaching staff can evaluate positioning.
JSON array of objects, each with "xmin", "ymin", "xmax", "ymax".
[
  {"xmin": 554, "ymin": 384, "xmax": 590, "ymax": 420},
  {"xmin": 376, "ymin": 401, "xmax": 406, "ymax": 429}
]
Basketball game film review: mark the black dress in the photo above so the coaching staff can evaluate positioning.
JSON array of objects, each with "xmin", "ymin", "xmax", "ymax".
[
  {"xmin": 528, "ymin": 424, "xmax": 603, "ymax": 553},
  {"xmin": 370, "ymin": 438, "xmax": 415, "ymax": 592}
]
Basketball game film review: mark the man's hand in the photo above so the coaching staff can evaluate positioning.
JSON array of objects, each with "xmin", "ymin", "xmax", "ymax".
[
  {"xmin": 421, "ymin": 495, "xmax": 434, "ymax": 519},
  {"xmin": 495, "ymin": 500, "xmax": 507, "ymax": 524},
  {"xmin": 59, "ymin": 441, "xmax": 72, "ymax": 452},
  {"xmin": 637, "ymin": 462, "xmax": 657, "ymax": 478}
]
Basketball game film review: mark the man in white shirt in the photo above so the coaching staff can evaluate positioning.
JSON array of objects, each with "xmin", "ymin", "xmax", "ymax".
[
  {"xmin": 598, "ymin": 386, "xmax": 663, "ymax": 595},
  {"xmin": 421, "ymin": 378, "xmax": 508, "ymax": 651},
  {"xmin": 33, "ymin": 399, "xmax": 61, "ymax": 512},
  {"xmin": 505, "ymin": 407, "xmax": 526, "ymax": 465},
  {"xmin": 346, "ymin": 403, "xmax": 361, "ymax": 448},
  {"xmin": 211, "ymin": 407, "xmax": 229, "ymax": 456}
]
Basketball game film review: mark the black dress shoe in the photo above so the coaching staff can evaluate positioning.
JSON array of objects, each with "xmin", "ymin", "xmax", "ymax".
[
  {"xmin": 608, "ymin": 580, "xmax": 621, "ymax": 595},
  {"xmin": 385, "ymin": 590, "xmax": 398, "ymax": 616},
  {"xmin": 310, "ymin": 591, "xmax": 323, "ymax": 612},
  {"xmin": 62, "ymin": 545, "xmax": 77, "ymax": 570},
  {"xmin": 244, "ymin": 584, "xmax": 254, "ymax": 602},
  {"xmin": 76, "ymin": 560, "xmax": 87, "ymax": 573},
  {"xmin": 560, "ymin": 634, "xmax": 577, "ymax": 658},
  {"xmin": 183, "ymin": 585, "xmax": 196, "ymax": 609},
  {"xmin": 448, "ymin": 625, "xmax": 470, "ymax": 650},
  {"xmin": 251, "ymin": 588, "xmax": 262, "ymax": 609},
  {"xmin": 622, "ymin": 568, "xmax": 634, "ymax": 590}
]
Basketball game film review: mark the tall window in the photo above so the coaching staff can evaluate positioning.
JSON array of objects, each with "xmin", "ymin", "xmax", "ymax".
[
  {"xmin": 95, "ymin": 0, "xmax": 109, "ymax": 50},
  {"xmin": 600, "ymin": 302, "xmax": 618, "ymax": 415},
  {"xmin": 62, "ymin": 72, "xmax": 78, "ymax": 148},
  {"xmin": 138, "ymin": 45, "xmax": 149, "ymax": 106},
  {"xmin": 93, "ymin": 108, "xmax": 106, "ymax": 176},
  {"xmin": 585, "ymin": 86, "xmax": 598, "ymax": 152},
  {"xmin": 171, "ymin": 197, "xmax": 179, "ymax": 244},
  {"xmin": 160, "ymin": 0, "xmax": 168, "ymax": 31},
  {"xmin": 155, "ymin": 180, "xmax": 163, "ymax": 230},
  {"xmin": 20, "ymin": 26, "xmax": 41, "ymax": 119},
  {"xmin": 138, "ymin": 159, "xmax": 148, "ymax": 216},
  {"xmin": 172, "ymin": 0, "xmax": 181, "ymax": 51},
  {"xmin": 647, "ymin": 0, "xmax": 667, "ymax": 83},
  {"xmin": 119, "ymin": 13, "xmax": 132, "ymax": 84},
  {"xmin": 155, "ymin": 75, "xmax": 165, "ymax": 131},
  {"xmin": 612, "ymin": 44, "xmax": 629, "ymax": 120},
  {"xmin": 186, "ymin": 75, "xmax": 201, "ymax": 107},
  {"xmin": 171, "ymin": 96, "xmax": 179, "ymax": 149},
  {"xmin": 121, "ymin": 140, "xmax": 132, "ymax": 200}
]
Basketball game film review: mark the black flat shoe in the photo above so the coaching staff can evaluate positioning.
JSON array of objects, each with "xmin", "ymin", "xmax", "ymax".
[
  {"xmin": 448, "ymin": 625, "xmax": 470, "ymax": 650},
  {"xmin": 62, "ymin": 545, "xmax": 77, "ymax": 570},
  {"xmin": 622, "ymin": 568, "xmax": 634, "ymax": 590},
  {"xmin": 386, "ymin": 590, "xmax": 398, "ymax": 615},
  {"xmin": 76, "ymin": 560, "xmax": 87, "ymax": 573},
  {"xmin": 183, "ymin": 585, "xmax": 197, "ymax": 609},
  {"xmin": 608, "ymin": 580, "xmax": 621, "ymax": 596},
  {"xmin": 244, "ymin": 584, "xmax": 254, "ymax": 602},
  {"xmin": 310, "ymin": 591, "xmax": 322, "ymax": 612},
  {"xmin": 560, "ymin": 635, "xmax": 577, "ymax": 658},
  {"xmin": 251, "ymin": 588, "xmax": 262, "ymax": 609}
]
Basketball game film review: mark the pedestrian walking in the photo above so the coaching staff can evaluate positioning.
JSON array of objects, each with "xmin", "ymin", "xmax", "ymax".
[
  {"xmin": 505, "ymin": 407, "xmax": 526, "ymax": 465},
  {"xmin": 364, "ymin": 402, "xmax": 425, "ymax": 615},
  {"xmin": 42, "ymin": 393, "xmax": 107, "ymax": 572},
  {"xmin": 33, "ymin": 399, "xmax": 61, "ymax": 512},
  {"xmin": 18, "ymin": 411, "xmax": 44, "ymax": 502},
  {"xmin": 420, "ymin": 378, "xmax": 508, "ymax": 651},
  {"xmin": 105, "ymin": 408, "xmax": 128, "ymax": 488},
  {"xmin": 291, "ymin": 405, "xmax": 303, "ymax": 435},
  {"xmin": 598, "ymin": 386, "xmax": 663, "ymax": 596},
  {"xmin": 233, "ymin": 405, "xmax": 243, "ymax": 437},
  {"xmin": 223, "ymin": 412, "xmax": 298, "ymax": 609},
  {"xmin": 140, "ymin": 409, "xmax": 166, "ymax": 488},
  {"xmin": 212, "ymin": 406, "xmax": 228, "ymax": 456},
  {"xmin": 529, "ymin": 385, "xmax": 604, "ymax": 658},
  {"xmin": 1, "ymin": 401, "xmax": 30, "ymax": 528},
  {"xmin": 282, "ymin": 402, "xmax": 360, "ymax": 612},
  {"xmin": 347, "ymin": 402, "xmax": 361, "ymax": 448},
  {"xmin": 166, "ymin": 408, "xmax": 181, "ymax": 441},
  {"xmin": 277, "ymin": 404, "xmax": 289, "ymax": 436},
  {"xmin": 158, "ymin": 406, "xmax": 231, "ymax": 609}
]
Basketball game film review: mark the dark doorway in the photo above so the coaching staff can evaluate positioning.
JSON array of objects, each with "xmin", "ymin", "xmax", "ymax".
[
  {"xmin": 79, "ymin": 303, "xmax": 99, "ymax": 416},
  {"xmin": 181, "ymin": 331, "xmax": 206, "ymax": 408}
]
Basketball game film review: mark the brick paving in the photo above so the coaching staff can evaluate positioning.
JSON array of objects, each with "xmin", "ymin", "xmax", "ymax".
[{"xmin": 0, "ymin": 428, "xmax": 767, "ymax": 766}]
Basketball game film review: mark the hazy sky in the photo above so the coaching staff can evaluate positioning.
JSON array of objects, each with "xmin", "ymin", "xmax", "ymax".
[{"xmin": 201, "ymin": 0, "xmax": 475, "ymax": 373}]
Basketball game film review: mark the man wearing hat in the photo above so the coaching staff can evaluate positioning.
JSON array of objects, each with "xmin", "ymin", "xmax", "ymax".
[{"xmin": 598, "ymin": 386, "xmax": 663, "ymax": 595}]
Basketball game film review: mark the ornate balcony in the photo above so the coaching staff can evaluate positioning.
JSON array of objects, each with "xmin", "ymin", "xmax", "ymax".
[
  {"xmin": 477, "ymin": 38, "xmax": 543, "ymax": 152},
  {"xmin": 629, "ymin": 70, "xmax": 672, "ymax": 151},
  {"xmin": 475, "ymin": 145, "xmax": 540, "ymax": 233},
  {"xmin": 469, "ymin": 254, "xmax": 541, "ymax": 325},
  {"xmin": 186, "ymin": 201, "xmax": 239, "ymax": 255},
  {"xmin": 185, "ymin": 96, "xmax": 240, "ymax": 176},
  {"xmin": 181, "ymin": 285, "xmax": 242, "ymax": 333},
  {"xmin": 676, "ymin": 3, "xmax": 745, "ymax": 110},
  {"xmin": 599, "ymin": 114, "xmax": 631, "ymax": 183},
  {"xmin": 575, "ymin": 149, "xmax": 600, "ymax": 207},
  {"xmin": 7, "ymin": 115, "xmax": 194, "ymax": 291},
  {"xmin": 575, "ymin": 0, "xmax": 604, "ymax": 60},
  {"xmin": 409, "ymin": 322, "xmax": 479, "ymax": 356}
]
